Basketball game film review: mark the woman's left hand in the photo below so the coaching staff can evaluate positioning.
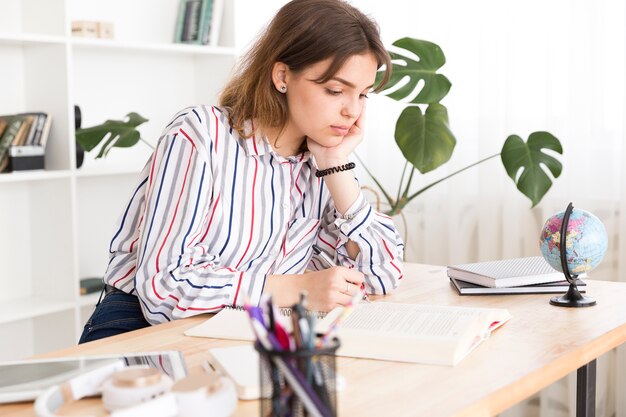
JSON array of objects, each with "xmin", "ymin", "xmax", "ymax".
[{"xmin": 307, "ymin": 100, "xmax": 366, "ymax": 168}]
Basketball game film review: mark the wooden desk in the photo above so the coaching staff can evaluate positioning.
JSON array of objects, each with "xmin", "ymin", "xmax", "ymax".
[{"xmin": 3, "ymin": 263, "xmax": 626, "ymax": 417}]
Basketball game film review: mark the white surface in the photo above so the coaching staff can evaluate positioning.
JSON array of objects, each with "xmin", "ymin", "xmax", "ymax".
[{"xmin": 0, "ymin": 0, "xmax": 236, "ymax": 361}]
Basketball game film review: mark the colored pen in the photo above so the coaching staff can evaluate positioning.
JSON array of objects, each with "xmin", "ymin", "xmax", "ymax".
[
  {"xmin": 312, "ymin": 244, "xmax": 370, "ymax": 302},
  {"xmin": 319, "ymin": 291, "xmax": 361, "ymax": 346}
]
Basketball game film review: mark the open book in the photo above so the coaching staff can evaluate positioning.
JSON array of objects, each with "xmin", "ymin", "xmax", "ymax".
[
  {"xmin": 317, "ymin": 302, "xmax": 510, "ymax": 366},
  {"xmin": 185, "ymin": 302, "xmax": 511, "ymax": 366}
]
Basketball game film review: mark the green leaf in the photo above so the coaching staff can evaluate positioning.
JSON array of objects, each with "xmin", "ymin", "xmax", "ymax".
[
  {"xmin": 376, "ymin": 38, "xmax": 451, "ymax": 104},
  {"xmin": 75, "ymin": 113, "xmax": 148, "ymax": 158},
  {"xmin": 501, "ymin": 131, "xmax": 563, "ymax": 207},
  {"xmin": 395, "ymin": 103, "xmax": 456, "ymax": 174}
]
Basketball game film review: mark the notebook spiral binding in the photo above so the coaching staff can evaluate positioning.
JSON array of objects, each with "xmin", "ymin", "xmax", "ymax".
[{"xmin": 223, "ymin": 305, "xmax": 327, "ymax": 319}]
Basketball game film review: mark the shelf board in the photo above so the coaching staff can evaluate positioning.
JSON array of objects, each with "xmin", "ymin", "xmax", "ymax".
[
  {"xmin": 0, "ymin": 297, "xmax": 75, "ymax": 324},
  {"xmin": 75, "ymin": 166, "xmax": 142, "ymax": 178},
  {"xmin": 0, "ymin": 170, "xmax": 72, "ymax": 183},
  {"xmin": 70, "ymin": 37, "xmax": 236, "ymax": 56},
  {"xmin": 79, "ymin": 292, "xmax": 101, "ymax": 307},
  {"xmin": 0, "ymin": 33, "xmax": 66, "ymax": 47}
]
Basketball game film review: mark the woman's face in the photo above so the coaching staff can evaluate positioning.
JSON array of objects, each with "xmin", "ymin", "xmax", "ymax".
[{"xmin": 283, "ymin": 53, "xmax": 378, "ymax": 148}]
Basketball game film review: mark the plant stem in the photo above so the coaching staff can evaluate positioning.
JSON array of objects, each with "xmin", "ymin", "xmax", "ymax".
[
  {"xmin": 405, "ymin": 153, "xmax": 500, "ymax": 203},
  {"xmin": 139, "ymin": 137, "xmax": 155, "ymax": 149},
  {"xmin": 402, "ymin": 166, "xmax": 416, "ymax": 199},
  {"xmin": 354, "ymin": 153, "xmax": 395, "ymax": 207},
  {"xmin": 395, "ymin": 161, "xmax": 409, "ymax": 206}
]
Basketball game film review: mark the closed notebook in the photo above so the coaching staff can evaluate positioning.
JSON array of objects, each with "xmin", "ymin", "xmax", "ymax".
[
  {"xmin": 447, "ymin": 256, "xmax": 564, "ymax": 288},
  {"xmin": 206, "ymin": 345, "xmax": 260, "ymax": 400},
  {"xmin": 450, "ymin": 277, "xmax": 587, "ymax": 295}
]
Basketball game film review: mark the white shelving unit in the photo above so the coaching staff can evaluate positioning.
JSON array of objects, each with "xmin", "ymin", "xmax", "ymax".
[{"xmin": 0, "ymin": 0, "xmax": 237, "ymax": 360}]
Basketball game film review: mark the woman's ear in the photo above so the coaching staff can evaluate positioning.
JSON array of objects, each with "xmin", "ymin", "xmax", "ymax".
[{"xmin": 272, "ymin": 62, "xmax": 289, "ymax": 93}]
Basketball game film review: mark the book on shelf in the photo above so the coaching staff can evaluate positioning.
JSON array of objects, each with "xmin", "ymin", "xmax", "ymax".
[
  {"xmin": 0, "ymin": 112, "xmax": 51, "ymax": 173},
  {"xmin": 447, "ymin": 256, "xmax": 566, "ymax": 288},
  {"xmin": 450, "ymin": 276, "xmax": 587, "ymax": 295},
  {"xmin": 80, "ymin": 277, "xmax": 105, "ymax": 295},
  {"xmin": 0, "ymin": 116, "xmax": 26, "ymax": 172},
  {"xmin": 174, "ymin": 0, "xmax": 223, "ymax": 46},
  {"xmin": 11, "ymin": 115, "xmax": 34, "ymax": 147},
  {"xmin": 185, "ymin": 302, "xmax": 511, "ymax": 366},
  {"xmin": 207, "ymin": 0, "xmax": 223, "ymax": 46},
  {"xmin": 175, "ymin": 0, "xmax": 204, "ymax": 44}
]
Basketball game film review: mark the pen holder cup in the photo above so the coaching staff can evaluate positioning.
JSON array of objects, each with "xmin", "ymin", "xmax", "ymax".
[{"xmin": 255, "ymin": 338, "xmax": 340, "ymax": 417}]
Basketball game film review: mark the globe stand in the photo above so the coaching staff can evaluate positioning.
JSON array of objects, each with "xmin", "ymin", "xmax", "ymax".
[{"xmin": 549, "ymin": 202, "xmax": 596, "ymax": 308}]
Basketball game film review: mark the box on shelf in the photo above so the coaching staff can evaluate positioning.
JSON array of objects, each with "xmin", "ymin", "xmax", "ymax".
[
  {"xmin": 72, "ymin": 21, "xmax": 115, "ymax": 39},
  {"xmin": 9, "ymin": 146, "xmax": 45, "ymax": 171}
]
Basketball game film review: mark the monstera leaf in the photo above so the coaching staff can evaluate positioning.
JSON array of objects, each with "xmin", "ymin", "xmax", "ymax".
[
  {"xmin": 76, "ymin": 112, "xmax": 149, "ymax": 158},
  {"xmin": 501, "ymin": 132, "xmax": 563, "ymax": 207},
  {"xmin": 376, "ymin": 37, "xmax": 451, "ymax": 104},
  {"xmin": 395, "ymin": 103, "xmax": 456, "ymax": 173}
]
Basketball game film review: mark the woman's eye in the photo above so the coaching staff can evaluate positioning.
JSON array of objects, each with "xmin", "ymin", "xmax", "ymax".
[
  {"xmin": 360, "ymin": 93, "xmax": 369, "ymax": 99},
  {"xmin": 326, "ymin": 89, "xmax": 342, "ymax": 96}
]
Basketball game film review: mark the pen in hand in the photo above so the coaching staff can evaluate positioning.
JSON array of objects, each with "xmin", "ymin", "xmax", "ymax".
[{"xmin": 311, "ymin": 244, "xmax": 369, "ymax": 302}]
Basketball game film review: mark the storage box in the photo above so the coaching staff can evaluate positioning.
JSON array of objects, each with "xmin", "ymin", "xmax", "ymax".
[
  {"xmin": 9, "ymin": 146, "xmax": 44, "ymax": 171},
  {"xmin": 71, "ymin": 21, "xmax": 99, "ymax": 38},
  {"xmin": 71, "ymin": 21, "xmax": 115, "ymax": 39}
]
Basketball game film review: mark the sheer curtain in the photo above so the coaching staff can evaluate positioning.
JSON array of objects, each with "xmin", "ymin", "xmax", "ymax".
[
  {"xmin": 356, "ymin": 1, "xmax": 626, "ymax": 416},
  {"xmin": 236, "ymin": 0, "xmax": 626, "ymax": 415}
]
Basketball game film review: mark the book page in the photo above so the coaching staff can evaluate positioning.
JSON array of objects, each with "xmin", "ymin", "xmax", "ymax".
[{"xmin": 345, "ymin": 303, "xmax": 482, "ymax": 338}]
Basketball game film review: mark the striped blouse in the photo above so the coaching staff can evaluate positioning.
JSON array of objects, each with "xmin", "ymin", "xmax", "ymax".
[{"xmin": 104, "ymin": 105, "xmax": 404, "ymax": 324}]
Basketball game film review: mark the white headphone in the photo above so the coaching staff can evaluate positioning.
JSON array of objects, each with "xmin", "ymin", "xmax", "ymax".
[{"xmin": 34, "ymin": 360, "xmax": 237, "ymax": 417}]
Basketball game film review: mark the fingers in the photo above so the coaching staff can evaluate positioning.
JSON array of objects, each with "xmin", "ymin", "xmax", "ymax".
[
  {"xmin": 347, "ymin": 100, "xmax": 366, "ymax": 137},
  {"xmin": 336, "ymin": 291, "xmax": 355, "ymax": 306},
  {"xmin": 343, "ymin": 268, "xmax": 364, "ymax": 285}
]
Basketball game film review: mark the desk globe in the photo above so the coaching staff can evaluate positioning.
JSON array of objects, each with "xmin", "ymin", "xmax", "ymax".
[{"xmin": 539, "ymin": 202, "xmax": 608, "ymax": 307}]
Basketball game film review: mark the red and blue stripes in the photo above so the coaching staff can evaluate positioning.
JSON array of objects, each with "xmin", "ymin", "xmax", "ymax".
[{"xmin": 104, "ymin": 105, "xmax": 404, "ymax": 324}]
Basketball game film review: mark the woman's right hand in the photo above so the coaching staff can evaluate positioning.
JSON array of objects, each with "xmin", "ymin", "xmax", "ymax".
[
  {"xmin": 264, "ymin": 267, "xmax": 364, "ymax": 311},
  {"xmin": 296, "ymin": 266, "xmax": 365, "ymax": 312}
]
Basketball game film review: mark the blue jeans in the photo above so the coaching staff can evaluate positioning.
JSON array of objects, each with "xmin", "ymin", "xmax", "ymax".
[{"xmin": 79, "ymin": 287, "xmax": 150, "ymax": 344}]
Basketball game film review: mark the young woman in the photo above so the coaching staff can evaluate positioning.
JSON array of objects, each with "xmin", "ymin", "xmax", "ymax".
[{"xmin": 80, "ymin": 0, "xmax": 404, "ymax": 344}]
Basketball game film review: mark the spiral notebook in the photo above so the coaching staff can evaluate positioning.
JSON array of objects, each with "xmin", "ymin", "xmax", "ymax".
[{"xmin": 184, "ymin": 306, "xmax": 325, "ymax": 341}]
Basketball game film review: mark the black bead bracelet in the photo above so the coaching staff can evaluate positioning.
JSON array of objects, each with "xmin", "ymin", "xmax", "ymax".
[{"xmin": 315, "ymin": 162, "xmax": 356, "ymax": 178}]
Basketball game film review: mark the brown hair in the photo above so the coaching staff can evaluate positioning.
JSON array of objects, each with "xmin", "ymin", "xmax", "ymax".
[{"xmin": 219, "ymin": 0, "xmax": 391, "ymax": 139}]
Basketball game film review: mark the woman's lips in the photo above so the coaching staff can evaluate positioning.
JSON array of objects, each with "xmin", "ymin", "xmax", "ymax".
[{"xmin": 331, "ymin": 125, "xmax": 349, "ymax": 135}]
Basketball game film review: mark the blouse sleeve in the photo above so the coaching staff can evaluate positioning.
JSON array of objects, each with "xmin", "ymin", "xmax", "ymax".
[
  {"xmin": 123, "ymin": 107, "xmax": 264, "ymax": 324},
  {"xmin": 311, "ymin": 187, "xmax": 404, "ymax": 295}
]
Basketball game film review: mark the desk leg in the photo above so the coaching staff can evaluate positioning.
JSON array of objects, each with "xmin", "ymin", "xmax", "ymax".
[{"xmin": 576, "ymin": 359, "xmax": 596, "ymax": 417}]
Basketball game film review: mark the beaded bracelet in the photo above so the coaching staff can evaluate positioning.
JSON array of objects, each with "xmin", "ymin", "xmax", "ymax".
[{"xmin": 315, "ymin": 162, "xmax": 356, "ymax": 178}]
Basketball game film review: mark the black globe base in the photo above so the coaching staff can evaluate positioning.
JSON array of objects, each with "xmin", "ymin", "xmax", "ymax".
[
  {"xmin": 550, "ymin": 283, "xmax": 596, "ymax": 308},
  {"xmin": 549, "ymin": 202, "xmax": 597, "ymax": 307}
]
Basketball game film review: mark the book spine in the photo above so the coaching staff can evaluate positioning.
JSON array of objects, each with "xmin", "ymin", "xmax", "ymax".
[
  {"xmin": 208, "ymin": 0, "xmax": 223, "ymax": 46},
  {"xmin": 174, "ymin": 0, "xmax": 187, "ymax": 43},
  {"xmin": 0, "ymin": 119, "xmax": 23, "ymax": 168},
  {"xmin": 37, "ymin": 114, "xmax": 53, "ymax": 147},
  {"xmin": 30, "ymin": 114, "xmax": 47, "ymax": 146},
  {"xmin": 12, "ymin": 116, "xmax": 33, "ymax": 146},
  {"xmin": 182, "ymin": 0, "xmax": 203, "ymax": 43},
  {"xmin": 198, "ymin": 0, "xmax": 213, "ymax": 45}
]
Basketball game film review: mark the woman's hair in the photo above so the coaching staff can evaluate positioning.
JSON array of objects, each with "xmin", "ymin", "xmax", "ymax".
[{"xmin": 219, "ymin": 0, "xmax": 391, "ymax": 139}]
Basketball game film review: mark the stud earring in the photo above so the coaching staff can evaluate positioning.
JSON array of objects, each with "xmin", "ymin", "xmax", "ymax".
[{"xmin": 280, "ymin": 85, "xmax": 287, "ymax": 93}]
